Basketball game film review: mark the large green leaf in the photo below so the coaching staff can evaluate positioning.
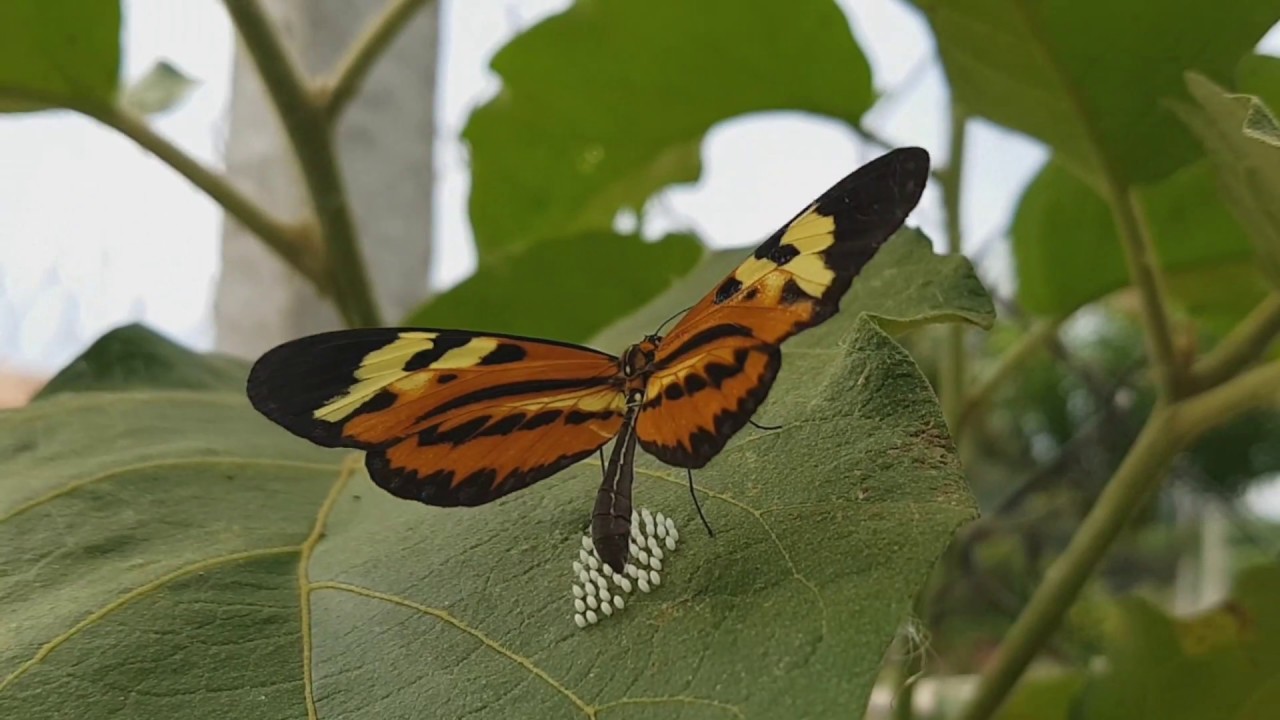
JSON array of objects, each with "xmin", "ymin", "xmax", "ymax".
[
  {"xmin": 0, "ymin": 0, "xmax": 120, "ymax": 112},
  {"xmin": 1174, "ymin": 66, "xmax": 1280, "ymax": 289},
  {"xmin": 465, "ymin": 0, "xmax": 873, "ymax": 255},
  {"xmin": 0, "ymin": 249, "xmax": 986, "ymax": 717},
  {"xmin": 1074, "ymin": 565, "xmax": 1280, "ymax": 720},
  {"xmin": 1012, "ymin": 158, "xmax": 1262, "ymax": 320},
  {"xmin": 912, "ymin": 0, "xmax": 1277, "ymax": 186},
  {"xmin": 403, "ymin": 232, "xmax": 702, "ymax": 343}
]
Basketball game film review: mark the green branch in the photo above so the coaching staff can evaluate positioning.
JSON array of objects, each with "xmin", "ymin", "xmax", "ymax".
[
  {"xmin": 1109, "ymin": 184, "xmax": 1182, "ymax": 398},
  {"xmin": 1188, "ymin": 292, "xmax": 1280, "ymax": 393},
  {"xmin": 321, "ymin": 0, "xmax": 435, "ymax": 117},
  {"xmin": 224, "ymin": 0, "xmax": 383, "ymax": 328},
  {"xmin": 53, "ymin": 95, "xmax": 328, "ymax": 290},
  {"xmin": 1177, "ymin": 359, "xmax": 1280, "ymax": 439},
  {"xmin": 940, "ymin": 105, "xmax": 970, "ymax": 431},
  {"xmin": 957, "ymin": 404, "xmax": 1180, "ymax": 720}
]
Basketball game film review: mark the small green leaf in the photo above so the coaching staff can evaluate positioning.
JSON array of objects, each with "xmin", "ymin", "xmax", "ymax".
[
  {"xmin": 1013, "ymin": 158, "xmax": 1261, "ymax": 318},
  {"xmin": 1075, "ymin": 565, "xmax": 1280, "ymax": 720},
  {"xmin": 912, "ymin": 0, "xmax": 1278, "ymax": 185},
  {"xmin": 36, "ymin": 324, "xmax": 247, "ymax": 400},
  {"xmin": 0, "ymin": 234, "xmax": 984, "ymax": 716},
  {"xmin": 1174, "ymin": 69, "xmax": 1280, "ymax": 290},
  {"xmin": 403, "ymin": 232, "xmax": 702, "ymax": 343},
  {"xmin": 0, "ymin": 0, "xmax": 120, "ymax": 112},
  {"xmin": 466, "ymin": 0, "xmax": 873, "ymax": 255},
  {"xmin": 119, "ymin": 60, "xmax": 196, "ymax": 116}
]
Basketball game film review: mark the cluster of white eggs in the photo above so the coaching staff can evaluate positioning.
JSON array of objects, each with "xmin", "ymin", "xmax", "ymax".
[{"xmin": 571, "ymin": 507, "xmax": 679, "ymax": 628}]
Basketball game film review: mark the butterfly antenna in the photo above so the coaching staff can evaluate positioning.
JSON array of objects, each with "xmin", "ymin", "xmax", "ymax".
[
  {"xmin": 748, "ymin": 418, "xmax": 782, "ymax": 431},
  {"xmin": 653, "ymin": 305, "xmax": 695, "ymax": 336},
  {"xmin": 686, "ymin": 468, "xmax": 715, "ymax": 537}
]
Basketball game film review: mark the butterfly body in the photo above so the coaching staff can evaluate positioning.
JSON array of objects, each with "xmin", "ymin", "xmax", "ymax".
[{"xmin": 247, "ymin": 147, "xmax": 931, "ymax": 572}]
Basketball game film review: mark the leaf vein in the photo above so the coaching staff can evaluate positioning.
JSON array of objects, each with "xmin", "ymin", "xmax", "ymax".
[
  {"xmin": 1, "ymin": 457, "xmax": 342, "ymax": 523},
  {"xmin": 0, "ymin": 545, "xmax": 301, "ymax": 695},
  {"xmin": 309, "ymin": 580, "xmax": 596, "ymax": 717}
]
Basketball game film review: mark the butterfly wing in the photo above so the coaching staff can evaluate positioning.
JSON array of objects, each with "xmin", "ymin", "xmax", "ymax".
[
  {"xmin": 637, "ymin": 147, "xmax": 931, "ymax": 467},
  {"xmin": 247, "ymin": 328, "xmax": 625, "ymax": 506}
]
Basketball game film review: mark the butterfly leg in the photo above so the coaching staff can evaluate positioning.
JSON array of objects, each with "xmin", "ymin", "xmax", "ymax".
[
  {"xmin": 598, "ymin": 448, "xmax": 607, "ymax": 481},
  {"xmin": 686, "ymin": 468, "xmax": 715, "ymax": 537},
  {"xmin": 747, "ymin": 418, "xmax": 782, "ymax": 431}
]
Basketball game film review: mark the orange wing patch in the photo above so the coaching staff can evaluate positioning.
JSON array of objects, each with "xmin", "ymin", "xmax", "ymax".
[
  {"xmin": 636, "ymin": 147, "xmax": 930, "ymax": 467},
  {"xmin": 636, "ymin": 332, "xmax": 779, "ymax": 467},
  {"xmin": 247, "ymin": 328, "xmax": 625, "ymax": 505}
]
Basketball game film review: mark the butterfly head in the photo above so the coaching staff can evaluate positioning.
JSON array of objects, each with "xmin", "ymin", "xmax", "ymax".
[{"xmin": 621, "ymin": 337, "xmax": 659, "ymax": 379}]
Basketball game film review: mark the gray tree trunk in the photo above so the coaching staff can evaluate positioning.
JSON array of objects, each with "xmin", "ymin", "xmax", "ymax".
[{"xmin": 215, "ymin": 0, "xmax": 438, "ymax": 358}]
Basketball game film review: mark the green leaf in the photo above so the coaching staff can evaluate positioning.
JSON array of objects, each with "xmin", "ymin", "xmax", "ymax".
[
  {"xmin": 594, "ymin": 228, "xmax": 996, "ymax": 352},
  {"xmin": 0, "ymin": 245, "xmax": 983, "ymax": 716},
  {"xmin": 912, "ymin": 0, "xmax": 1278, "ymax": 185},
  {"xmin": 1075, "ymin": 565, "xmax": 1280, "ymax": 720},
  {"xmin": 1013, "ymin": 158, "xmax": 1262, "ymax": 319},
  {"xmin": 403, "ymin": 232, "xmax": 702, "ymax": 343},
  {"xmin": 465, "ymin": 0, "xmax": 873, "ymax": 254},
  {"xmin": 1173, "ymin": 69, "xmax": 1280, "ymax": 289},
  {"xmin": 0, "ymin": 0, "xmax": 120, "ymax": 112},
  {"xmin": 119, "ymin": 60, "xmax": 196, "ymax": 116},
  {"xmin": 36, "ymin": 324, "xmax": 247, "ymax": 400}
]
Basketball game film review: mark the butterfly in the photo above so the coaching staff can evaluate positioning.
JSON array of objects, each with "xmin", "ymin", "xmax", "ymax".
[{"xmin": 247, "ymin": 147, "xmax": 930, "ymax": 572}]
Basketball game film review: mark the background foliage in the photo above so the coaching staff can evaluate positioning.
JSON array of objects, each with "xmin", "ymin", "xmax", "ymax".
[{"xmin": 2, "ymin": 1, "xmax": 1280, "ymax": 719}]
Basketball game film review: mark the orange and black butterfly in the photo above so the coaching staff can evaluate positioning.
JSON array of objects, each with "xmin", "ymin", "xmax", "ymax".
[{"xmin": 247, "ymin": 147, "xmax": 930, "ymax": 572}]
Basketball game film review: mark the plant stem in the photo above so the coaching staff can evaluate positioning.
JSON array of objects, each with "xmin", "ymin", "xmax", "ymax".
[
  {"xmin": 955, "ymin": 318, "xmax": 1062, "ymax": 442},
  {"xmin": 957, "ymin": 406, "xmax": 1180, "ymax": 720},
  {"xmin": 1188, "ymin": 293, "xmax": 1280, "ymax": 392},
  {"xmin": 1177, "ymin": 359, "xmax": 1280, "ymax": 439},
  {"xmin": 940, "ymin": 105, "xmax": 969, "ymax": 431},
  {"xmin": 75, "ymin": 100, "xmax": 328, "ymax": 290},
  {"xmin": 1109, "ymin": 184, "xmax": 1182, "ymax": 398},
  {"xmin": 322, "ymin": 0, "xmax": 435, "ymax": 117},
  {"xmin": 224, "ymin": 0, "xmax": 383, "ymax": 328}
]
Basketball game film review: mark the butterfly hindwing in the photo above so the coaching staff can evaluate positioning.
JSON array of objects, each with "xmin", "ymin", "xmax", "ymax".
[
  {"xmin": 637, "ymin": 147, "xmax": 930, "ymax": 467},
  {"xmin": 247, "ymin": 328, "xmax": 626, "ymax": 505}
]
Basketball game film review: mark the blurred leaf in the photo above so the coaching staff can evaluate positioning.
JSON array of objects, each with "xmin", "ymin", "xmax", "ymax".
[
  {"xmin": 404, "ymin": 232, "xmax": 701, "ymax": 344},
  {"xmin": 0, "ymin": 236, "xmax": 984, "ymax": 716},
  {"xmin": 1186, "ymin": 409, "xmax": 1280, "ymax": 496},
  {"xmin": 992, "ymin": 670, "xmax": 1085, "ymax": 720},
  {"xmin": 0, "ymin": 0, "xmax": 120, "ymax": 112},
  {"xmin": 913, "ymin": 0, "xmax": 1278, "ymax": 186},
  {"xmin": 1013, "ymin": 158, "xmax": 1261, "ymax": 318},
  {"xmin": 36, "ymin": 324, "xmax": 246, "ymax": 399},
  {"xmin": 595, "ymin": 228, "xmax": 995, "ymax": 351},
  {"xmin": 1076, "ymin": 565, "xmax": 1280, "ymax": 720},
  {"xmin": 1174, "ymin": 68, "xmax": 1280, "ymax": 288},
  {"xmin": 465, "ymin": 0, "xmax": 873, "ymax": 255},
  {"xmin": 119, "ymin": 60, "xmax": 196, "ymax": 115}
]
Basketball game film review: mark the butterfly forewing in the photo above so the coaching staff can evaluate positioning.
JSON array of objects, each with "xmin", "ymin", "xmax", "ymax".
[
  {"xmin": 247, "ymin": 328, "xmax": 626, "ymax": 505},
  {"xmin": 636, "ymin": 147, "xmax": 930, "ymax": 467}
]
